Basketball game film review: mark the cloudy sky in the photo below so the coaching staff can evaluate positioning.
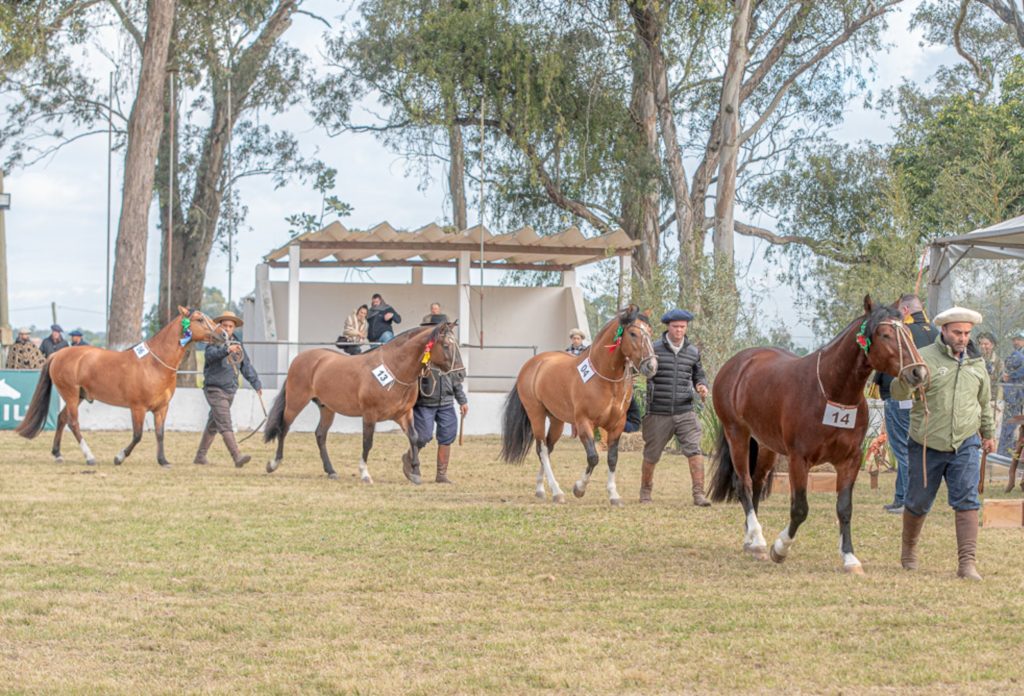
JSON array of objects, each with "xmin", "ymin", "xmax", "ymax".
[{"xmin": 2, "ymin": 2, "xmax": 952, "ymax": 345}]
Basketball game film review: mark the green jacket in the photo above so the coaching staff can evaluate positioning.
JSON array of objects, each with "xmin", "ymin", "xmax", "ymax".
[{"xmin": 892, "ymin": 335, "xmax": 994, "ymax": 452}]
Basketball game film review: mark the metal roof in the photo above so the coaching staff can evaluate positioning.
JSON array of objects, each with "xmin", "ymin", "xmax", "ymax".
[{"xmin": 264, "ymin": 222, "xmax": 640, "ymax": 271}]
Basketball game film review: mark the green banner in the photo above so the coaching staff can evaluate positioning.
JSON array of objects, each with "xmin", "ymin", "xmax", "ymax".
[{"xmin": 0, "ymin": 369, "xmax": 60, "ymax": 430}]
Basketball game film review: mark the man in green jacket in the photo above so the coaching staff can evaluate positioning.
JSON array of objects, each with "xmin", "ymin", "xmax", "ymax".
[{"xmin": 892, "ymin": 306, "xmax": 995, "ymax": 581}]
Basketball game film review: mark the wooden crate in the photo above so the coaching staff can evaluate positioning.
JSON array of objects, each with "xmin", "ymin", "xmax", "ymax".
[
  {"xmin": 767, "ymin": 471, "xmax": 836, "ymax": 494},
  {"xmin": 981, "ymin": 499, "xmax": 1024, "ymax": 528},
  {"xmin": 769, "ymin": 472, "xmax": 788, "ymax": 495}
]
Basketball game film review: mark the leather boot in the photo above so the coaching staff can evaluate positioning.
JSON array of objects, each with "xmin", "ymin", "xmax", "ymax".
[
  {"xmin": 689, "ymin": 456, "xmax": 712, "ymax": 507},
  {"xmin": 436, "ymin": 444, "xmax": 452, "ymax": 484},
  {"xmin": 221, "ymin": 431, "xmax": 251, "ymax": 468},
  {"xmin": 901, "ymin": 510, "xmax": 927, "ymax": 570},
  {"xmin": 955, "ymin": 509, "xmax": 982, "ymax": 581},
  {"xmin": 193, "ymin": 429, "xmax": 216, "ymax": 465},
  {"xmin": 639, "ymin": 460, "xmax": 656, "ymax": 503}
]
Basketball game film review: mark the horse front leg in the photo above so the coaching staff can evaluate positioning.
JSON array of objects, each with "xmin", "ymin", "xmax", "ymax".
[
  {"xmin": 571, "ymin": 420, "xmax": 600, "ymax": 501},
  {"xmin": 605, "ymin": 430, "xmax": 624, "ymax": 507},
  {"xmin": 397, "ymin": 411, "xmax": 421, "ymax": 485},
  {"xmin": 769, "ymin": 456, "xmax": 810, "ymax": 565},
  {"xmin": 359, "ymin": 420, "xmax": 375, "ymax": 484},
  {"xmin": 835, "ymin": 459, "xmax": 864, "ymax": 574}
]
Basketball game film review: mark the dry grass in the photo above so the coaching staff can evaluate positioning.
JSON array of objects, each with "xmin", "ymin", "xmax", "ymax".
[{"xmin": 1, "ymin": 429, "xmax": 1023, "ymax": 695}]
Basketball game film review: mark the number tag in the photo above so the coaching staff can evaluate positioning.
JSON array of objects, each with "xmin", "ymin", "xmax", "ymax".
[
  {"xmin": 577, "ymin": 358, "xmax": 595, "ymax": 383},
  {"xmin": 898, "ymin": 400, "xmax": 913, "ymax": 410},
  {"xmin": 372, "ymin": 365, "xmax": 395, "ymax": 388},
  {"xmin": 822, "ymin": 401, "xmax": 857, "ymax": 429},
  {"xmin": 132, "ymin": 342, "xmax": 150, "ymax": 359}
]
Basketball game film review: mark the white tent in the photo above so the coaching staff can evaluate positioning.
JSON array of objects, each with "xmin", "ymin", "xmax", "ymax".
[{"xmin": 927, "ymin": 213, "xmax": 1024, "ymax": 313}]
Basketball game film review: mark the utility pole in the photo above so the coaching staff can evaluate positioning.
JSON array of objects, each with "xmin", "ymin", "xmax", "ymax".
[{"xmin": 0, "ymin": 169, "xmax": 12, "ymax": 352}]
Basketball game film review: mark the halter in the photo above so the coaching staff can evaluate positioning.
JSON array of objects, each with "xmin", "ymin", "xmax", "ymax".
[
  {"xmin": 593, "ymin": 320, "xmax": 654, "ymax": 382},
  {"xmin": 378, "ymin": 326, "xmax": 464, "ymax": 391}
]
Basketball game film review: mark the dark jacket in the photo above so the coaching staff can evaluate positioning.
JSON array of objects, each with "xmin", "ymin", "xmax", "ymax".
[
  {"xmin": 416, "ymin": 368, "xmax": 467, "ymax": 409},
  {"xmin": 203, "ymin": 340, "xmax": 261, "ymax": 393},
  {"xmin": 646, "ymin": 333, "xmax": 708, "ymax": 415},
  {"xmin": 873, "ymin": 312, "xmax": 935, "ymax": 399},
  {"xmin": 69, "ymin": 339, "xmax": 90, "ymax": 348},
  {"xmin": 40, "ymin": 336, "xmax": 69, "ymax": 357},
  {"xmin": 367, "ymin": 304, "xmax": 401, "ymax": 342}
]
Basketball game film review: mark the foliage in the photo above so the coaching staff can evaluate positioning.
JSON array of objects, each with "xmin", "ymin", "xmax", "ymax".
[{"xmin": 143, "ymin": 286, "xmax": 237, "ymax": 338}]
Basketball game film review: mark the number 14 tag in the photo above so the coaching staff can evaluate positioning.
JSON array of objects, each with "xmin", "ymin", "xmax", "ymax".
[{"xmin": 822, "ymin": 401, "xmax": 857, "ymax": 429}]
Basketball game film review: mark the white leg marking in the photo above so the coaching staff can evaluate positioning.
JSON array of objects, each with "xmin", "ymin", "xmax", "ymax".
[
  {"xmin": 80, "ymin": 439, "xmax": 95, "ymax": 463},
  {"xmin": 539, "ymin": 444, "xmax": 564, "ymax": 500},
  {"xmin": 840, "ymin": 536, "xmax": 862, "ymax": 570},
  {"xmin": 773, "ymin": 527, "xmax": 794, "ymax": 559},
  {"xmin": 606, "ymin": 468, "xmax": 621, "ymax": 502},
  {"xmin": 574, "ymin": 468, "xmax": 592, "ymax": 494},
  {"xmin": 359, "ymin": 458, "xmax": 373, "ymax": 484},
  {"xmin": 744, "ymin": 509, "xmax": 767, "ymax": 549},
  {"xmin": 535, "ymin": 462, "xmax": 546, "ymax": 499}
]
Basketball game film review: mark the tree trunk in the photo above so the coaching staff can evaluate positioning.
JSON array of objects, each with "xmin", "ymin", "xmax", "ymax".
[
  {"xmin": 107, "ymin": 0, "xmax": 176, "ymax": 349},
  {"xmin": 448, "ymin": 119, "xmax": 467, "ymax": 231}
]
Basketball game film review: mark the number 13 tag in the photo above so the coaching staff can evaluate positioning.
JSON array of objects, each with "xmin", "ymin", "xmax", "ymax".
[
  {"xmin": 372, "ymin": 365, "xmax": 395, "ymax": 388},
  {"xmin": 822, "ymin": 401, "xmax": 856, "ymax": 429}
]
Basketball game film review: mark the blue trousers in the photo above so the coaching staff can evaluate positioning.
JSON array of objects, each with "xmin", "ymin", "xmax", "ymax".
[
  {"xmin": 413, "ymin": 403, "xmax": 458, "ymax": 447},
  {"xmin": 884, "ymin": 399, "xmax": 911, "ymax": 505},
  {"xmin": 905, "ymin": 435, "xmax": 981, "ymax": 515},
  {"xmin": 997, "ymin": 399, "xmax": 1022, "ymax": 457},
  {"xmin": 378, "ymin": 330, "xmax": 395, "ymax": 344}
]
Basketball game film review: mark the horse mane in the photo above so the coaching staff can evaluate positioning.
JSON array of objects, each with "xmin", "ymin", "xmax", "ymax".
[
  {"xmin": 816, "ymin": 301, "xmax": 900, "ymax": 353},
  {"xmin": 361, "ymin": 325, "xmax": 434, "ymax": 354}
]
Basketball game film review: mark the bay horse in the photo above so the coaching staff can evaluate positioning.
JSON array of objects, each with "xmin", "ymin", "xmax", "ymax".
[
  {"xmin": 708, "ymin": 296, "xmax": 929, "ymax": 573},
  {"xmin": 263, "ymin": 321, "xmax": 461, "ymax": 483},
  {"xmin": 500, "ymin": 305, "xmax": 657, "ymax": 505},
  {"xmin": 16, "ymin": 306, "xmax": 225, "ymax": 467}
]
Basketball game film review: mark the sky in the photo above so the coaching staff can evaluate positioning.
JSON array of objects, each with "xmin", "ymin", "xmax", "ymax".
[{"xmin": 1, "ymin": 1, "xmax": 955, "ymax": 346}]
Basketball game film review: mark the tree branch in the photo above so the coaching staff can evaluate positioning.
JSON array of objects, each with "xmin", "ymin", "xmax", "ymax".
[
  {"xmin": 953, "ymin": 0, "xmax": 992, "ymax": 92},
  {"xmin": 106, "ymin": 0, "xmax": 144, "ymax": 51},
  {"xmin": 733, "ymin": 220, "xmax": 871, "ymax": 263}
]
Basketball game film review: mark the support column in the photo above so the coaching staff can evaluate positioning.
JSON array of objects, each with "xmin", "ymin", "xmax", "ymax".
[
  {"xmin": 0, "ymin": 170, "xmax": 11, "ymax": 350},
  {"xmin": 287, "ymin": 244, "xmax": 300, "ymax": 365},
  {"xmin": 457, "ymin": 252, "xmax": 472, "ymax": 392},
  {"xmin": 927, "ymin": 245, "xmax": 953, "ymax": 317},
  {"xmin": 618, "ymin": 254, "xmax": 632, "ymax": 307}
]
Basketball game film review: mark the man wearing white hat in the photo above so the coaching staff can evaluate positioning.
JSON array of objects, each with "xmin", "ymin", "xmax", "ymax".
[{"xmin": 892, "ymin": 306, "xmax": 995, "ymax": 580}]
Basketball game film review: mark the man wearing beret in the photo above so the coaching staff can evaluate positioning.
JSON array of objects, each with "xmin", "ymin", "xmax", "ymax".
[
  {"xmin": 39, "ymin": 324, "xmax": 68, "ymax": 357},
  {"xmin": 68, "ymin": 329, "xmax": 89, "ymax": 347},
  {"xmin": 891, "ymin": 306, "xmax": 995, "ymax": 580},
  {"xmin": 639, "ymin": 308, "xmax": 711, "ymax": 506}
]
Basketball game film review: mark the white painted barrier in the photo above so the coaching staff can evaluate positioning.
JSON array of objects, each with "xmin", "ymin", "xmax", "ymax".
[{"xmin": 74, "ymin": 388, "xmax": 509, "ymax": 435}]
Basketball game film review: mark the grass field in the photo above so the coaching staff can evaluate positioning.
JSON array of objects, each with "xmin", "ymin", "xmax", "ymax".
[{"xmin": 1, "ymin": 429, "xmax": 1023, "ymax": 694}]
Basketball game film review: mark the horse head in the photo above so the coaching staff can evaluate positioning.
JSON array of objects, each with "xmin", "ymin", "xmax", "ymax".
[
  {"xmin": 179, "ymin": 306, "xmax": 227, "ymax": 345},
  {"xmin": 426, "ymin": 320, "xmax": 463, "ymax": 374},
  {"xmin": 858, "ymin": 295, "xmax": 928, "ymax": 388},
  {"xmin": 617, "ymin": 305, "xmax": 657, "ymax": 379}
]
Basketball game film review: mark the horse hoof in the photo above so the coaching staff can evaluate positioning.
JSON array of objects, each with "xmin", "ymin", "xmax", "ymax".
[
  {"xmin": 159, "ymin": 462, "xmax": 171, "ymax": 469},
  {"xmin": 53, "ymin": 455, "xmax": 64, "ymax": 464},
  {"xmin": 266, "ymin": 460, "xmax": 279, "ymax": 474},
  {"xmin": 328, "ymin": 472, "xmax": 339, "ymax": 480},
  {"xmin": 535, "ymin": 491, "xmax": 546, "ymax": 500},
  {"xmin": 769, "ymin": 545, "xmax": 786, "ymax": 564},
  {"xmin": 572, "ymin": 483, "xmax": 585, "ymax": 498},
  {"xmin": 86, "ymin": 459, "xmax": 96, "ymax": 467},
  {"xmin": 745, "ymin": 544, "xmax": 769, "ymax": 561},
  {"xmin": 552, "ymin": 493, "xmax": 566, "ymax": 504},
  {"xmin": 610, "ymin": 497, "xmax": 624, "ymax": 507},
  {"xmin": 844, "ymin": 563, "xmax": 865, "ymax": 576},
  {"xmin": 113, "ymin": 456, "xmax": 124, "ymax": 466},
  {"xmin": 361, "ymin": 475, "xmax": 373, "ymax": 485}
]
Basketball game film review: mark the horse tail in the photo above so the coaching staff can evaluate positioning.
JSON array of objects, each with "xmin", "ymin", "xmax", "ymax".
[
  {"xmin": 263, "ymin": 380, "xmax": 288, "ymax": 444},
  {"xmin": 708, "ymin": 427, "xmax": 739, "ymax": 502},
  {"xmin": 16, "ymin": 358, "xmax": 55, "ymax": 440},
  {"xmin": 500, "ymin": 386, "xmax": 534, "ymax": 464}
]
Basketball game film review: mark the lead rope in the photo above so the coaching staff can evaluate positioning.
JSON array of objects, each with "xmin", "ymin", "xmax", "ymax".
[{"xmin": 222, "ymin": 338, "xmax": 268, "ymax": 444}]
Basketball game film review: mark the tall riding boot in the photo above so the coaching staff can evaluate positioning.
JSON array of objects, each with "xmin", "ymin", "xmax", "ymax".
[
  {"xmin": 901, "ymin": 510, "xmax": 927, "ymax": 570},
  {"xmin": 639, "ymin": 460, "xmax": 656, "ymax": 503},
  {"xmin": 221, "ymin": 431, "xmax": 251, "ymax": 468},
  {"xmin": 436, "ymin": 444, "xmax": 452, "ymax": 484},
  {"xmin": 193, "ymin": 428, "xmax": 217, "ymax": 465},
  {"xmin": 689, "ymin": 455, "xmax": 712, "ymax": 507},
  {"xmin": 955, "ymin": 510, "xmax": 982, "ymax": 581}
]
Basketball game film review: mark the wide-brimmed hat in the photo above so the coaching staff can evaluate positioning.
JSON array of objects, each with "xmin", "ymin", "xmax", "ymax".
[
  {"xmin": 1013, "ymin": 330, "xmax": 1024, "ymax": 340},
  {"xmin": 214, "ymin": 310, "xmax": 244, "ymax": 327},
  {"xmin": 420, "ymin": 314, "xmax": 449, "ymax": 326},
  {"xmin": 569, "ymin": 328, "xmax": 586, "ymax": 339},
  {"xmin": 17, "ymin": 327, "xmax": 31, "ymax": 335},
  {"xmin": 933, "ymin": 306, "xmax": 982, "ymax": 327}
]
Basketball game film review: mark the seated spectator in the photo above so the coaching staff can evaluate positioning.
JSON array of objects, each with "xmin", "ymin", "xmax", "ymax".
[
  {"xmin": 5, "ymin": 328, "xmax": 45, "ymax": 369},
  {"xmin": 339, "ymin": 304, "xmax": 370, "ymax": 355},
  {"xmin": 40, "ymin": 324, "xmax": 68, "ymax": 357},
  {"xmin": 69, "ymin": 329, "xmax": 90, "ymax": 347},
  {"xmin": 367, "ymin": 293, "xmax": 401, "ymax": 343},
  {"xmin": 422, "ymin": 302, "xmax": 443, "ymax": 324},
  {"xmin": 565, "ymin": 328, "xmax": 588, "ymax": 356}
]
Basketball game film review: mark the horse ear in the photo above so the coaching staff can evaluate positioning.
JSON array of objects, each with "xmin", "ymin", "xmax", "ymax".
[
  {"xmin": 863, "ymin": 295, "xmax": 874, "ymax": 314},
  {"xmin": 177, "ymin": 305, "xmax": 189, "ymax": 316}
]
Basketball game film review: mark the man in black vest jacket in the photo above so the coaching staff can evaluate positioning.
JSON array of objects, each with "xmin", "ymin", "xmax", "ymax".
[{"xmin": 640, "ymin": 308, "xmax": 711, "ymax": 506}]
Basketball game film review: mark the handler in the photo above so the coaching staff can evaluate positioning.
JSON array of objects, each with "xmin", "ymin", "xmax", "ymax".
[
  {"xmin": 412, "ymin": 314, "xmax": 467, "ymax": 483},
  {"xmin": 892, "ymin": 306, "xmax": 995, "ymax": 581},
  {"xmin": 639, "ymin": 308, "xmax": 711, "ymax": 506},
  {"xmin": 193, "ymin": 310, "xmax": 262, "ymax": 467}
]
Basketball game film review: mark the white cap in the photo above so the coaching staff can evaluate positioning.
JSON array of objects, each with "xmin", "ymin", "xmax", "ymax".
[{"xmin": 934, "ymin": 306, "xmax": 983, "ymax": 326}]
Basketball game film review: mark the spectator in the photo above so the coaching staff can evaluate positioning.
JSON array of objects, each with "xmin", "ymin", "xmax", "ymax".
[
  {"xmin": 977, "ymin": 332, "xmax": 1003, "ymax": 438},
  {"xmin": 40, "ymin": 324, "xmax": 68, "ymax": 357},
  {"xmin": 339, "ymin": 304, "xmax": 369, "ymax": 355},
  {"xmin": 413, "ymin": 314, "xmax": 467, "ymax": 483},
  {"xmin": 421, "ymin": 302, "xmax": 443, "ymax": 324},
  {"xmin": 997, "ymin": 330, "xmax": 1024, "ymax": 458},
  {"xmin": 5, "ymin": 328, "xmax": 45, "ymax": 369},
  {"xmin": 193, "ymin": 311, "xmax": 262, "ymax": 468},
  {"xmin": 874, "ymin": 294, "xmax": 935, "ymax": 514},
  {"xmin": 565, "ymin": 328, "xmax": 588, "ymax": 356},
  {"xmin": 68, "ymin": 329, "xmax": 89, "ymax": 347},
  {"xmin": 366, "ymin": 293, "xmax": 401, "ymax": 343}
]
